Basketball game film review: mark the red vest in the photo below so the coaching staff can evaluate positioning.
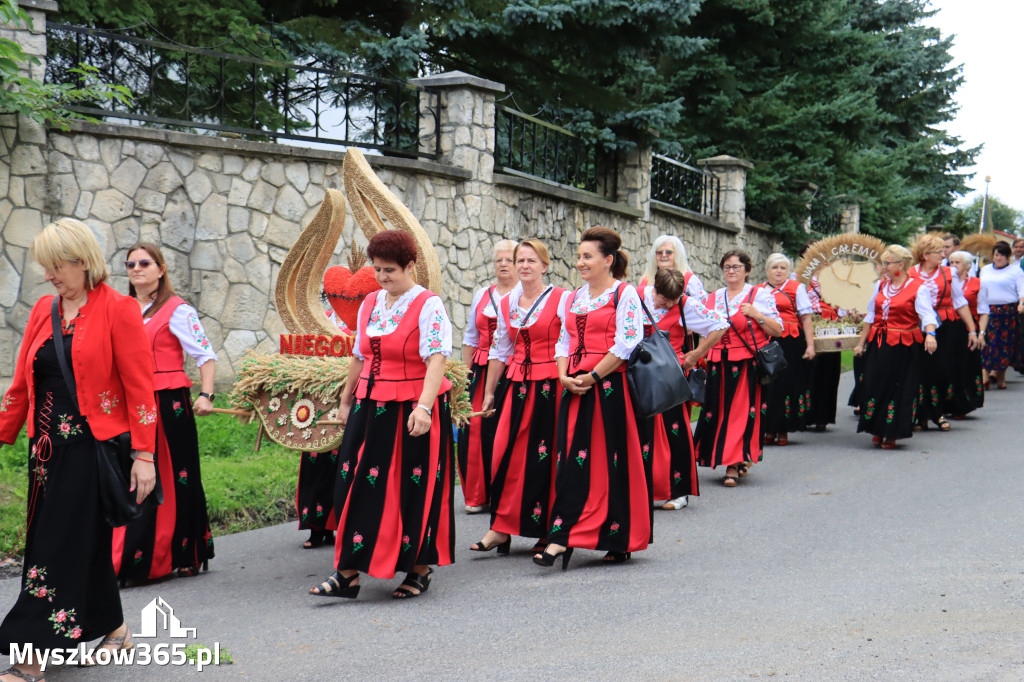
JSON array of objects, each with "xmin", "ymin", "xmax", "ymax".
[
  {"xmin": 471, "ymin": 286, "xmax": 499, "ymax": 366},
  {"xmin": 868, "ymin": 278, "xmax": 926, "ymax": 346},
  {"xmin": 764, "ymin": 279, "xmax": 802, "ymax": 338},
  {"xmin": 963, "ymin": 277, "xmax": 980, "ymax": 324},
  {"xmin": 706, "ymin": 286, "xmax": 772, "ymax": 362},
  {"xmin": 917, "ymin": 265, "xmax": 958, "ymax": 322},
  {"xmin": 564, "ymin": 282, "xmax": 631, "ymax": 374},
  {"xmin": 642, "ymin": 294, "xmax": 690, "ymax": 364},
  {"xmin": 147, "ymin": 297, "xmax": 193, "ymax": 391},
  {"xmin": 501, "ymin": 287, "xmax": 565, "ymax": 382},
  {"xmin": 356, "ymin": 290, "xmax": 453, "ymax": 401}
]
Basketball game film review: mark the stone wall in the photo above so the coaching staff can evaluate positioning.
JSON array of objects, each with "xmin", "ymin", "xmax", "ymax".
[{"xmin": 1, "ymin": 9, "xmax": 778, "ymax": 391}]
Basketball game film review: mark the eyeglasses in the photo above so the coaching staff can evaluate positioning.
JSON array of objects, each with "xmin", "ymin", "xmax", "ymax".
[
  {"xmin": 125, "ymin": 259, "xmax": 155, "ymax": 269},
  {"xmin": 882, "ymin": 261, "xmax": 904, "ymax": 266},
  {"xmin": 722, "ymin": 264, "xmax": 745, "ymax": 272},
  {"xmin": 656, "ymin": 250, "xmax": 674, "ymax": 256},
  {"xmin": 927, "ymin": 250, "xmax": 944, "ymax": 256}
]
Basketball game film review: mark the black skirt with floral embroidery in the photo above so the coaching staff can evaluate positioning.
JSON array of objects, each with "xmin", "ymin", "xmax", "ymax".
[{"xmin": 0, "ymin": 334, "xmax": 124, "ymax": 651}]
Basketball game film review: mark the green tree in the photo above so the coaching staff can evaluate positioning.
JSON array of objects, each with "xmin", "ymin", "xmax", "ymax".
[
  {"xmin": 0, "ymin": 0, "xmax": 131, "ymax": 128},
  {"xmin": 950, "ymin": 196, "xmax": 1023, "ymax": 237}
]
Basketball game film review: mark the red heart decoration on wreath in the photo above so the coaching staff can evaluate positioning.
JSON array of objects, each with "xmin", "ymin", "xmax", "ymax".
[{"xmin": 324, "ymin": 265, "xmax": 380, "ymax": 332}]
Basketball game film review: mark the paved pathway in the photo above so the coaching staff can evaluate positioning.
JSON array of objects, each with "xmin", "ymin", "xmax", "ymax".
[{"xmin": 3, "ymin": 371, "xmax": 1024, "ymax": 680}]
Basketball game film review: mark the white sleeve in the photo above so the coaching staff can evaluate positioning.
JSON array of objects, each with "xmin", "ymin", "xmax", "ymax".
[
  {"xmin": 752, "ymin": 287, "xmax": 783, "ymax": 325},
  {"xmin": 862, "ymin": 281, "xmax": 881, "ymax": 324},
  {"xmin": 950, "ymin": 272, "xmax": 968, "ymax": 310},
  {"xmin": 1015, "ymin": 267, "xmax": 1024, "ymax": 300},
  {"xmin": 489, "ymin": 305, "xmax": 514, "ymax": 363},
  {"xmin": 681, "ymin": 297, "xmax": 729, "ymax": 336},
  {"xmin": 976, "ymin": 278, "xmax": 990, "ymax": 316},
  {"xmin": 609, "ymin": 285, "xmax": 643, "ymax": 359},
  {"xmin": 686, "ymin": 273, "xmax": 708, "ymax": 300},
  {"xmin": 168, "ymin": 304, "xmax": 218, "ymax": 366},
  {"xmin": 352, "ymin": 297, "xmax": 369, "ymax": 360},
  {"xmin": 555, "ymin": 290, "xmax": 573, "ymax": 359},
  {"xmin": 915, "ymin": 284, "xmax": 939, "ymax": 330},
  {"xmin": 794, "ymin": 284, "xmax": 814, "ymax": 316},
  {"xmin": 463, "ymin": 287, "xmax": 487, "ymax": 348},
  {"xmin": 418, "ymin": 296, "xmax": 453, "ymax": 359}
]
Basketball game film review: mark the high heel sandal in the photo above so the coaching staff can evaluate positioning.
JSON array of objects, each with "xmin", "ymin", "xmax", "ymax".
[
  {"xmin": 0, "ymin": 666, "xmax": 45, "ymax": 681},
  {"xmin": 81, "ymin": 626, "xmax": 133, "ymax": 666},
  {"xmin": 530, "ymin": 539, "xmax": 550, "ymax": 553},
  {"xmin": 392, "ymin": 567, "xmax": 433, "ymax": 599},
  {"xmin": 602, "ymin": 551, "xmax": 631, "ymax": 563},
  {"xmin": 469, "ymin": 534, "xmax": 511, "ymax": 555},
  {"xmin": 533, "ymin": 547, "xmax": 573, "ymax": 571},
  {"xmin": 309, "ymin": 571, "xmax": 360, "ymax": 598},
  {"xmin": 176, "ymin": 559, "xmax": 210, "ymax": 578},
  {"xmin": 303, "ymin": 529, "xmax": 335, "ymax": 549}
]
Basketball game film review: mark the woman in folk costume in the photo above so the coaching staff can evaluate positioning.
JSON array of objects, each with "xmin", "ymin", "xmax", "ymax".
[
  {"xmin": 459, "ymin": 240, "xmax": 518, "ymax": 513},
  {"xmin": 310, "ymin": 230, "xmax": 455, "ymax": 600},
  {"xmin": 761, "ymin": 253, "xmax": 816, "ymax": 445},
  {"xmin": 468, "ymin": 239, "xmax": 565, "ymax": 555},
  {"xmin": 946, "ymin": 250, "xmax": 985, "ymax": 417},
  {"xmin": 536, "ymin": 227, "xmax": 649, "ymax": 569},
  {"xmin": 638, "ymin": 234, "xmax": 707, "ymax": 299},
  {"xmin": 693, "ymin": 250, "xmax": 783, "ymax": 487},
  {"xmin": 853, "ymin": 245, "xmax": 939, "ymax": 449},
  {"xmin": 977, "ymin": 241, "xmax": 1024, "ymax": 389},
  {"xmin": 908, "ymin": 233, "xmax": 980, "ymax": 430},
  {"xmin": 641, "ymin": 269, "xmax": 727, "ymax": 510},
  {"xmin": 112, "ymin": 243, "xmax": 216, "ymax": 581}
]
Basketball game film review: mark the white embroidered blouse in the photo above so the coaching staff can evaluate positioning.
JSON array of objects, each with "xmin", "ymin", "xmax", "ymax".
[
  {"xmin": 489, "ymin": 282, "xmax": 563, "ymax": 363},
  {"xmin": 141, "ymin": 301, "xmax": 217, "ymax": 366},
  {"xmin": 462, "ymin": 284, "xmax": 508, "ymax": 349},
  {"xmin": 641, "ymin": 286, "xmax": 729, "ymax": 335},
  {"xmin": 764, "ymin": 281, "xmax": 815, "ymax": 317},
  {"xmin": 909, "ymin": 265, "xmax": 969, "ymax": 311},
  {"xmin": 861, "ymin": 280, "xmax": 939, "ymax": 329},
  {"xmin": 706, "ymin": 284, "xmax": 783, "ymax": 326},
  {"xmin": 352, "ymin": 285, "xmax": 453, "ymax": 361},
  {"xmin": 554, "ymin": 282, "xmax": 644, "ymax": 360},
  {"xmin": 977, "ymin": 263, "xmax": 1024, "ymax": 312}
]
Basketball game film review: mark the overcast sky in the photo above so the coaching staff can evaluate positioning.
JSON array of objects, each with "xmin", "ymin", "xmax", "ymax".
[{"xmin": 926, "ymin": 0, "xmax": 1019, "ymax": 210}]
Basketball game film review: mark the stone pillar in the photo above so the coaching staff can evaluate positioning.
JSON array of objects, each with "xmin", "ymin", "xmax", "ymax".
[
  {"xmin": 840, "ymin": 202, "xmax": 861, "ymax": 234},
  {"xmin": 699, "ymin": 155, "xmax": 753, "ymax": 233},
  {"xmin": 1, "ymin": 0, "xmax": 59, "ymax": 385},
  {"xmin": 616, "ymin": 145, "xmax": 651, "ymax": 215},
  {"xmin": 411, "ymin": 71, "xmax": 505, "ymax": 183}
]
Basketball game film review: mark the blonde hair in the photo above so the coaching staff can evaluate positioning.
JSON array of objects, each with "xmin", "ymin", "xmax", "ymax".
[
  {"xmin": 642, "ymin": 235, "xmax": 692, "ymax": 285},
  {"xmin": 492, "ymin": 239, "xmax": 518, "ymax": 259},
  {"xmin": 765, "ymin": 252, "xmax": 791, "ymax": 271},
  {"xmin": 30, "ymin": 218, "xmax": 109, "ymax": 289},
  {"xmin": 912, "ymin": 233, "xmax": 944, "ymax": 264},
  {"xmin": 881, "ymin": 244, "xmax": 913, "ymax": 270},
  {"xmin": 514, "ymin": 239, "xmax": 551, "ymax": 269}
]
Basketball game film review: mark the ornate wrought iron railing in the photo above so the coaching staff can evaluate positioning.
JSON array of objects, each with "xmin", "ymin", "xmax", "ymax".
[
  {"xmin": 650, "ymin": 153, "xmax": 720, "ymax": 219},
  {"xmin": 809, "ymin": 200, "xmax": 842, "ymax": 234},
  {"xmin": 44, "ymin": 23, "xmax": 440, "ymax": 158},
  {"xmin": 495, "ymin": 106, "xmax": 617, "ymax": 200}
]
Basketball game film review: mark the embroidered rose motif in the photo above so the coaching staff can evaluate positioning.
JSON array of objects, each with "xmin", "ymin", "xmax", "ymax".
[
  {"xmin": 301, "ymin": 506, "xmax": 309, "ymax": 520},
  {"xmin": 71, "ymin": 626, "xmax": 82, "ymax": 639},
  {"xmin": 642, "ymin": 443, "xmax": 650, "ymax": 461},
  {"xmin": 367, "ymin": 466, "xmax": 380, "ymax": 486},
  {"xmin": 613, "ymin": 452, "xmax": 619, "ymax": 468},
  {"xmin": 670, "ymin": 421, "xmax": 680, "ymax": 436},
  {"xmin": 537, "ymin": 440, "xmax": 549, "ymax": 461},
  {"xmin": 602, "ymin": 380, "xmax": 613, "ymax": 397},
  {"xmin": 518, "ymin": 385, "xmax": 528, "ymax": 399},
  {"xmin": 531, "ymin": 503, "xmax": 543, "ymax": 524},
  {"xmin": 352, "ymin": 532, "xmax": 365, "ymax": 552},
  {"xmin": 308, "ymin": 451, "xmax": 318, "ymax": 462},
  {"xmin": 56, "ymin": 414, "xmax": 82, "ymax": 439},
  {"xmin": 375, "ymin": 401, "xmax": 387, "ymax": 417},
  {"xmin": 136, "ymin": 405, "xmax": 157, "ymax": 425},
  {"xmin": 97, "ymin": 391, "xmax": 118, "ymax": 414},
  {"xmin": 173, "ymin": 400, "xmax": 183, "ymax": 417},
  {"xmin": 575, "ymin": 449, "xmax": 588, "ymax": 467},
  {"xmin": 49, "ymin": 607, "xmax": 78, "ymax": 638},
  {"xmin": 316, "ymin": 504, "xmax": 324, "ymax": 517},
  {"xmin": 411, "ymin": 466, "xmax": 423, "ymax": 486},
  {"xmin": 551, "ymin": 516, "xmax": 563, "ymax": 532},
  {"xmin": 341, "ymin": 461, "xmax": 350, "ymax": 480},
  {"xmin": 133, "ymin": 550, "xmax": 144, "ymax": 564},
  {"xmin": 609, "ymin": 522, "xmax": 620, "ymax": 535},
  {"xmin": 673, "ymin": 471, "xmax": 681, "ymax": 481},
  {"xmin": 541, "ymin": 382, "xmax": 552, "ymax": 399},
  {"xmin": 402, "ymin": 535, "xmax": 412, "ymax": 552},
  {"xmin": 177, "ymin": 469, "xmax": 188, "ymax": 485},
  {"xmin": 0, "ymin": 394, "xmax": 12, "ymax": 412}
]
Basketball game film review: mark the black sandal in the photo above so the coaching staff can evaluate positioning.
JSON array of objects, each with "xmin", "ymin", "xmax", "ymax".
[
  {"xmin": 392, "ymin": 567, "xmax": 433, "ymax": 599},
  {"xmin": 303, "ymin": 529, "xmax": 335, "ymax": 549},
  {"xmin": 936, "ymin": 416, "xmax": 951, "ymax": 432},
  {"xmin": 533, "ymin": 547, "xmax": 573, "ymax": 570},
  {"xmin": 309, "ymin": 571, "xmax": 360, "ymax": 598},
  {"xmin": 602, "ymin": 551, "xmax": 631, "ymax": 563},
  {"xmin": 468, "ymin": 534, "xmax": 511, "ymax": 554}
]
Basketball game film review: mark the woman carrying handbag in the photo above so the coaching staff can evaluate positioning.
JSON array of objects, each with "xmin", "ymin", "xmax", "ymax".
[
  {"xmin": 693, "ymin": 250, "xmax": 783, "ymax": 487},
  {"xmin": 0, "ymin": 219, "xmax": 158, "ymax": 681}
]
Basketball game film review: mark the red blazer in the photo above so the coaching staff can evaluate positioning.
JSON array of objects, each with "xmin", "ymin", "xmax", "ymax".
[{"xmin": 0, "ymin": 283, "xmax": 158, "ymax": 452}]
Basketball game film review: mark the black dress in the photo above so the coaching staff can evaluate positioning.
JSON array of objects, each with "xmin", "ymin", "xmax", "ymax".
[{"xmin": 0, "ymin": 333, "xmax": 123, "ymax": 650}]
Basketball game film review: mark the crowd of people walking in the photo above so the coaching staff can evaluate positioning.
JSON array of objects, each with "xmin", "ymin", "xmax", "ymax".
[{"xmin": 1, "ymin": 218, "xmax": 1022, "ymax": 679}]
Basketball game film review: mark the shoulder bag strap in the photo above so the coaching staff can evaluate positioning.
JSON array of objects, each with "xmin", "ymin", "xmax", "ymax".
[
  {"xmin": 677, "ymin": 295, "xmax": 691, "ymax": 353},
  {"xmin": 512, "ymin": 285, "xmax": 554, "ymax": 349},
  {"xmin": 50, "ymin": 298, "xmax": 81, "ymax": 412},
  {"xmin": 486, "ymin": 285, "xmax": 500, "ymax": 316},
  {"xmin": 726, "ymin": 287, "xmax": 762, "ymax": 357}
]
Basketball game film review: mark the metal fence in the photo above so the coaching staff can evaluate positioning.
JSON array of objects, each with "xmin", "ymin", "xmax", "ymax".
[
  {"xmin": 650, "ymin": 153, "xmax": 720, "ymax": 219},
  {"xmin": 809, "ymin": 200, "xmax": 842, "ymax": 234},
  {"xmin": 495, "ymin": 106, "xmax": 617, "ymax": 200},
  {"xmin": 44, "ymin": 23, "xmax": 440, "ymax": 158}
]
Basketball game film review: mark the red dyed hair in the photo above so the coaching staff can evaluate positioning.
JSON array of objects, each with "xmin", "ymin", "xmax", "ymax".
[{"xmin": 366, "ymin": 230, "xmax": 418, "ymax": 268}]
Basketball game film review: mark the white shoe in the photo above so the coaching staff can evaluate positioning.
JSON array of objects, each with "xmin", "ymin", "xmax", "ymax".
[
  {"xmin": 465, "ymin": 505, "xmax": 486, "ymax": 514},
  {"xmin": 661, "ymin": 496, "xmax": 688, "ymax": 510}
]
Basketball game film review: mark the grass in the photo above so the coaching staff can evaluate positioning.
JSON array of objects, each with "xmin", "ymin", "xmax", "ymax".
[{"xmin": 0, "ymin": 398, "xmax": 299, "ymax": 558}]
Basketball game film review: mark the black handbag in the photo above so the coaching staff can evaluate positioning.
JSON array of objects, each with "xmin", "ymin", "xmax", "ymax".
[
  {"xmin": 627, "ymin": 297, "xmax": 693, "ymax": 418},
  {"xmin": 50, "ymin": 299, "xmax": 161, "ymax": 527},
  {"xmin": 678, "ymin": 300, "xmax": 707, "ymax": 404},
  {"xmin": 727, "ymin": 288, "xmax": 788, "ymax": 385}
]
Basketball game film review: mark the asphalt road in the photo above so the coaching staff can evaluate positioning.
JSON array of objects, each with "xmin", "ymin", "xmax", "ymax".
[{"xmin": 3, "ymin": 370, "xmax": 1024, "ymax": 681}]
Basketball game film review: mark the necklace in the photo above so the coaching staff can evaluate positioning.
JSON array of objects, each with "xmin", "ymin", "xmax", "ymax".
[{"xmin": 884, "ymin": 276, "xmax": 909, "ymax": 297}]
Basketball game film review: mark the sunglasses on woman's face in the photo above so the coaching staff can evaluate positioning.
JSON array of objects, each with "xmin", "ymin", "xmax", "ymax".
[
  {"xmin": 656, "ymin": 250, "xmax": 674, "ymax": 256},
  {"xmin": 125, "ymin": 259, "xmax": 155, "ymax": 269}
]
